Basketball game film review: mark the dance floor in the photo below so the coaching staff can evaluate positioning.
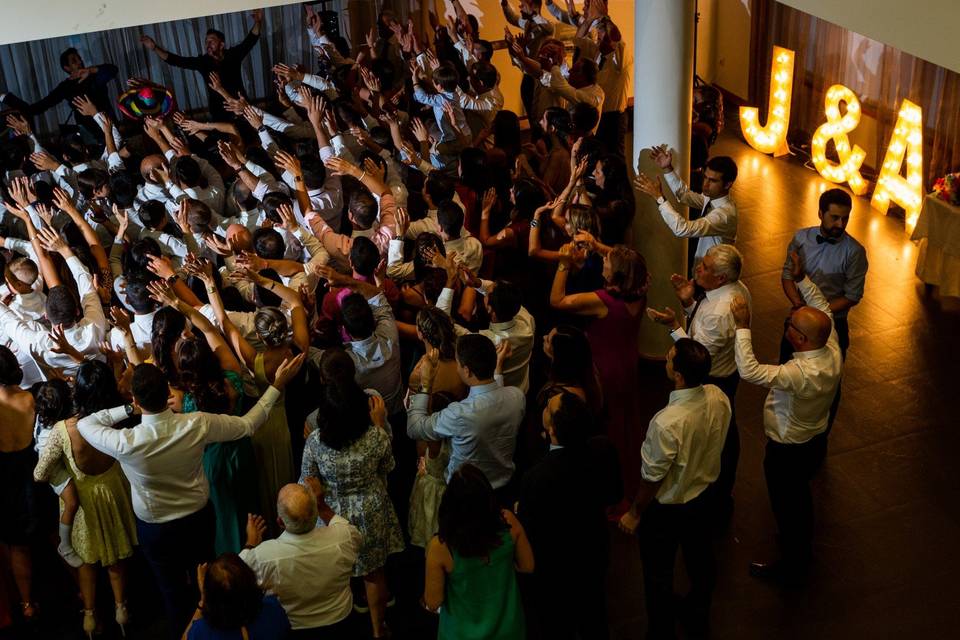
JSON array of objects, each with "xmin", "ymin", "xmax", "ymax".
[
  {"xmin": 4, "ymin": 132, "xmax": 959, "ymax": 640},
  {"xmin": 606, "ymin": 132, "xmax": 960, "ymax": 639}
]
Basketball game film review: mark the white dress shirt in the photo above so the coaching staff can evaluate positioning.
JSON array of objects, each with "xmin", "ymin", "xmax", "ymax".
[
  {"xmin": 436, "ymin": 281, "xmax": 536, "ymax": 393},
  {"xmin": 641, "ymin": 385, "xmax": 731, "ymax": 504},
  {"xmin": 671, "ymin": 281, "xmax": 752, "ymax": 378},
  {"xmin": 735, "ymin": 277, "xmax": 842, "ymax": 444},
  {"xmin": 77, "ymin": 386, "xmax": 280, "ymax": 523},
  {"xmin": 0, "ymin": 255, "xmax": 107, "ymax": 376},
  {"xmin": 240, "ymin": 516, "xmax": 361, "ymax": 630},
  {"xmin": 659, "ymin": 171, "xmax": 738, "ymax": 262},
  {"xmin": 109, "ymin": 309, "xmax": 156, "ymax": 354}
]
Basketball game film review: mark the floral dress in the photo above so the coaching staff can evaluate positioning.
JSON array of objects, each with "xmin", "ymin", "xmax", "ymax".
[
  {"xmin": 34, "ymin": 421, "xmax": 137, "ymax": 566},
  {"xmin": 300, "ymin": 425, "xmax": 404, "ymax": 576}
]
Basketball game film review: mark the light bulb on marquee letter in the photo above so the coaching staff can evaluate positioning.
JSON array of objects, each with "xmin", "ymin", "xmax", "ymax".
[
  {"xmin": 811, "ymin": 84, "xmax": 867, "ymax": 195},
  {"xmin": 740, "ymin": 46, "xmax": 794, "ymax": 157},
  {"xmin": 871, "ymin": 99, "xmax": 924, "ymax": 233}
]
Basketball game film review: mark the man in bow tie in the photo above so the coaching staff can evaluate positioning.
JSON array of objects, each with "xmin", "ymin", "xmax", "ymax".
[{"xmin": 779, "ymin": 188, "xmax": 868, "ymax": 449}]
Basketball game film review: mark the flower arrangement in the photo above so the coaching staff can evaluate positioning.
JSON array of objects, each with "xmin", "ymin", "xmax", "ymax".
[{"xmin": 932, "ymin": 172, "xmax": 960, "ymax": 206}]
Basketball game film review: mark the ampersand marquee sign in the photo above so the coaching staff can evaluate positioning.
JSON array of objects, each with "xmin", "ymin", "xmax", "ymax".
[{"xmin": 741, "ymin": 46, "xmax": 925, "ymax": 232}]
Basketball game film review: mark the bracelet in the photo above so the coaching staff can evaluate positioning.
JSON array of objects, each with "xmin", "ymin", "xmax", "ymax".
[
  {"xmin": 557, "ymin": 263, "xmax": 567, "ymax": 272},
  {"xmin": 530, "ymin": 219, "xmax": 539, "ymax": 228},
  {"xmin": 205, "ymin": 287, "xmax": 216, "ymax": 294}
]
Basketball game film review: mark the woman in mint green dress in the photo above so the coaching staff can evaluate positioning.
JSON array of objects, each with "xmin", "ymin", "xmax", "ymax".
[{"xmin": 423, "ymin": 464, "xmax": 535, "ymax": 640}]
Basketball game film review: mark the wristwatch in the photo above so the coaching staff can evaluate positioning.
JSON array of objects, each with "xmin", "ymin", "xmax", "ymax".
[
  {"xmin": 166, "ymin": 274, "xmax": 179, "ymax": 285},
  {"xmin": 124, "ymin": 403, "xmax": 135, "ymax": 417}
]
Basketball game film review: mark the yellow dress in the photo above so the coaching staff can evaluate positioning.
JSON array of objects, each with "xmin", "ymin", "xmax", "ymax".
[
  {"xmin": 35, "ymin": 422, "xmax": 137, "ymax": 566},
  {"xmin": 252, "ymin": 353, "xmax": 294, "ymax": 526}
]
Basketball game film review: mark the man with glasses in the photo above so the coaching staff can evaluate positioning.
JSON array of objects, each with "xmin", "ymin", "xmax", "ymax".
[
  {"xmin": 731, "ymin": 251, "xmax": 842, "ymax": 585},
  {"xmin": 779, "ymin": 188, "xmax": 867, "ymax": 443}
]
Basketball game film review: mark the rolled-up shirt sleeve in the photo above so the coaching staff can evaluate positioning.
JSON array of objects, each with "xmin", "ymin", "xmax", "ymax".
[{"xmin": 640, "ymin": 419, "xmax": 678, "ymax": 482}]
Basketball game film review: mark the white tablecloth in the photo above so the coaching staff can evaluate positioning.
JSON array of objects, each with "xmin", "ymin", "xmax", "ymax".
[{"xmin": 911, "ymin": 194, "xmax": 960, "ymax": 297}]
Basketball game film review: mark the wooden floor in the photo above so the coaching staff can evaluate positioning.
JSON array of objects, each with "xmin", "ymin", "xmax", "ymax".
[
  {"xmin": 6, "ymin": 133, "xmax": 960, "ymax": 640},
  {"xmin": 606, "ymin": 132, "xmax": 960, "ymax": 639}
]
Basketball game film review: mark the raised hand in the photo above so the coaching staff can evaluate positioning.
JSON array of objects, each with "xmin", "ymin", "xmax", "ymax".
[
  {"xmin": 236, "ymin": 251, "xmax": 267, "ymax": 272},
  {"xmin": 362, "ymin": 157, "xmax": 385, "ymax": 184},
  {"xmin": 633, "ymin": 173, "xmax": 663, "ymax": 200},
  {"xmin": 312, "ymin": 264, "xmax": 351, "ymax": 288},
  {"xmin": 481, "ymin": 187, "xmax": 497, "ymax": 218},
  {"xmin": 183, "ymin": 254, "xmax": 216, "ymax": 285},
  {"xmin": 34, "ymin": 203, "xmax": 55, "ymax": 227},
  {"xmin": 411, "ymin": 118, "xmax": 429, "ymax": 143},
  {"xmin": 203, "ymin": 233, "xmax": 234, "ymax": 257},
  {"xmin": 30, "ymin": 151, "xmax": 60, "ymax": 172},
  {"xmin": 273, "ymin": 63, "xmax": 304, "ymax": 84},
  {"xmin": 9, "ymin": 176, "xmax": 35, "ymax": 209},
  {"xmin": 113, "ymin": 205, "xmax": 129, "ymax": 239},
  {"xmin": 36, "ymin": 226, "xmax": 69, "ymax": 255},
  {"xmin": 140, "ymin": 35, "xmax": 158, "ymax": 51},
  {"xmin": 169, "ymin": 136, "xmax": 191, "ymax": 158},
  {"xmin": 245, "ymin": 513, "xmax": 266, "ymax": 547},
  {"xmin": 48, "ymin": 325, "xmax": 82, "ymax": 360},
  {"xmin": 274, "ymin": 150, "xmax": 303, "ymax": 179},
  {"xmin": 323, "ymin": 156, "xmax": 360, "ymax": 179},
  {"xmin": 394, "ymin": 206, "xmax": 409, "ymax": 237},
  {"xmin": 146, "ymin": 279, "xmax": 179, "ymax": 307},
  {"xmin": 648, "ymin": 144, "xmax": 674, "ymax": 171},
  {"xmin": 110, "ymin": 306, "xmax": 133, "ymax": 333},
  {"xmin": 646, "ymin": 306, "xmax": 679, "ymax": 329},
  {"xmin": 217, "ymin": 140, "xmax": 243, "ymax": 170},
  {"xmin": 145, "ymin": 254, "xmax": 176, "ymax": 280},
  {"xmin": 5, "ymin": 113, "xmax": 31, "ymax": 136},
  {"xmin": 242, "ymin": 105, "xmax": 264, "ymax": 129},
  {"xmin": 272, "ymin": 352, "xmax": 307, "ymax": 390},
  {"xmin": 669, "ymin": 273, "xmax": 695, "ymax": 305},
  {"xmin": 275, "ymin": 203, "xmax": 298, "ymax": 230},
  {"xmin": 71, "ymin": 95, "xmax": 98, "ymax": 117},
  {"xmin": 177, "ymin": 118, "xmax": 206, "ymax": 136}
]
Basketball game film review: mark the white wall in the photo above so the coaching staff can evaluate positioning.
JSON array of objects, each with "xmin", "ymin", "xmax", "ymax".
[
  {"xmin": 0, "ymin": 0, "xmax": 302, "ymax": 46},
  {"xmin": 711, "ymin": 0, "xmax": 751, "ymax": 100},
  {"xmin": 778, "ymin": 0, "xmax": 960, "ymax": 74}
]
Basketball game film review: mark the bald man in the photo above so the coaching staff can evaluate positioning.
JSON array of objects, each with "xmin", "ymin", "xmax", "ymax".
[
  {"xmin": 240, "ymin": 482, "xmax": 360, "ymax": 637},
  {"xmin": 135, "ymin": 154, "xmax": 174, "ymax": 211},
  {"xmin": 730, "ymin": 251, "xmax": 841, "ymax": 586}
]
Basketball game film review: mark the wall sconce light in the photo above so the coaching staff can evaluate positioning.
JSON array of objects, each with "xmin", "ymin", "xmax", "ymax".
[
  {"xmin": 740, "ymin": 45, "xmax": 794, "ymax": 157},
  {"xmin": 811, "ymin": 84, "xmax": 868, "ymax": 195},
  {"xmin": 871, "ymin": 99, "xmax": 924, "ymax": 232}
]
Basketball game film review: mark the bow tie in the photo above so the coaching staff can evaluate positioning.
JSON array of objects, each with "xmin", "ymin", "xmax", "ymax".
[{"xmin": 816, "ymin": 234, "xmax": 839, "ymax": 245}]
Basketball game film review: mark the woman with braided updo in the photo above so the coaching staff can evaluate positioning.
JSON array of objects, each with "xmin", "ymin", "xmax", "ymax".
[{"xmin": 407, "ymin": 307, "xmax": 469, "ymax": 548}]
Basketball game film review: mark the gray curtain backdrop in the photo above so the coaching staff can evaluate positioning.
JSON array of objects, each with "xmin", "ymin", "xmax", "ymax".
[{"xmin": 0, "ymin": 2, "xmax": 348, "ymax": 137}]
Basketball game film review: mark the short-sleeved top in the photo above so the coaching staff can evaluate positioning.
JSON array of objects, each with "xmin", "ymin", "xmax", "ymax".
[
  {"xmin": 782, "ymin": 228, "xmax": 867, "ymax": 317},
  {"xmin": 186, "ymin": 595, "xmax": 290, "ymax": 640}
]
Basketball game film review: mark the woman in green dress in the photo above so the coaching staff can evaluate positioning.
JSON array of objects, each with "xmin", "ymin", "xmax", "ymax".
[
  {"xmin": 34, "ymin": 362, "xmax": 138, "ymax": 639},
  {"xmin": 423, "ymin": 464, "xmax": 535, "ymax": 640},
  {"xmin": 212, "ymin": 266, "xmax": 308, "ymax": 529},
  {"xmin": 146, "ymin": 276, "xmax": 257, "ymax": 556}
]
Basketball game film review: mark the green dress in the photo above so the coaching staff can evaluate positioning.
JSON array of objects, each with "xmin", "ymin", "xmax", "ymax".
[
  {"xmin": 439, "ymin": 529, "xmax": 525, "ymax": 640},
  {"xmin": 252, "ymin": 353, "xmax": 294, "ymax": 527},
  {"xmin": 184, "ymin": 371, "xmax": 258, "ymax": 555},
  {"xmin": 35, "ymin": 421, "xmax": 137, "ymax": 566}
]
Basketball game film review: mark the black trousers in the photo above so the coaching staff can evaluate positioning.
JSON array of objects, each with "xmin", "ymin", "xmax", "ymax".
[
  {"xmin": 705, "ymin": 372, "xmax": 740, "ymax": 512},
  {"xmin": 596, "ymin": 110, "xmax": 627, "ymax": 156},
  {"xmin": 289, "ymin": 615, "xmax": 354, "ymax": 639},
  {"xmin": 764, "ymin": 435, "xmax": 824, "ymax": 574},
  {"xmin": 639, "ymin": 492, "xmax": 715, "ymax": 640},
  {"xmin": 779, "ymin": 315, "xmax": 848, "ymax": 436},
  {"xmin": 530, "ymin": 566, "xmax": 609, "ymax": 640},
  {"xmin": 135, "ymin": 503, "xmax": 215, "ymax": 639}
]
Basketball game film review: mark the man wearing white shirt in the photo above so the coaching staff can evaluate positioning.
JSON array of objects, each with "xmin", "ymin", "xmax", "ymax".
[
  {"xmin": 0, "ymin": 234, "xmax": 107, "ymax": 377},
  {"xmin": 732, "ymin": 252, "xmax": 841, "ymax": 585},
  {"xmin": 617, "ymin": 339, "xmax": 730, "ymax": 639},
  {"xmin": 437, "ymin": 275, "xmax": 535, "ymax": 393},
  {"xmin": 388, "ymin": 201, "xmax": 481, "ymax": 280},
  {"xmin": 240, "ymin": 483, "xmax": 360, "ymax": 638},
  {"xmin": 108, "ymin": 277, "xmax": 157, "ymax": 355},
  {"xmin": 635, "ymin": 146, "xmax": 739, "ymax": 276},
  {"xmin": 77, "ymin": 356, "xmax": 302, "ymax": 637},
  {"xmin": 648, "ymin": 244, "xmax": 750, "ymax": 524}
]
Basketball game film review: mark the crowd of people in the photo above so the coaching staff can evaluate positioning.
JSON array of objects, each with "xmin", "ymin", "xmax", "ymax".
[{"xmin": 0, "ymin": 1, "xmax": 869, "ymax": 639}]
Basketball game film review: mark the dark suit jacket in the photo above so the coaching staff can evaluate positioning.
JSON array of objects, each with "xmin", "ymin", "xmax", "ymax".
[{"xmin": 517, "ymin": 436, "xmax": 623, "ymax": 585}]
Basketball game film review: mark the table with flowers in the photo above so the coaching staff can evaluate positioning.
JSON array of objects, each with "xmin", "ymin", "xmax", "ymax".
[{"xmin": 911, "ymin": 191, "xmax": 960, "ymax": 297}]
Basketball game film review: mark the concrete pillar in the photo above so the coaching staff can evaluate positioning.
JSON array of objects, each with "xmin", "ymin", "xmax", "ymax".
[{"xmin": 632, "ymin": 0, "xmax": 696, "ymax": 358}]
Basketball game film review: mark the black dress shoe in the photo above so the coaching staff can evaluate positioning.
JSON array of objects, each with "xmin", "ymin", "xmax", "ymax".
[
  {"xmin": 749, "ymin": 560, "xmax": 782, "ymax": 581},
  {"xmin": 750, "ymin": 560, "xmax": 807, "ymax": 587}
]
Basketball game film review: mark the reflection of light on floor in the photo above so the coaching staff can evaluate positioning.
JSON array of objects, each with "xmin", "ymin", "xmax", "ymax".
[
  {"xmin": 818, "ymin": 182, "xmax": 827, "ymax": 192},
  {"xmin": 750, "ymin": 156, "xmax": 760, "ymax": 173}
]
